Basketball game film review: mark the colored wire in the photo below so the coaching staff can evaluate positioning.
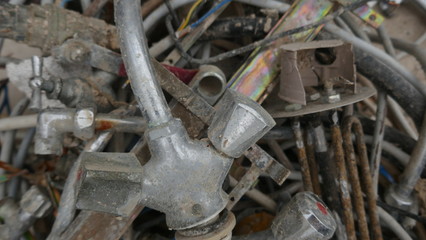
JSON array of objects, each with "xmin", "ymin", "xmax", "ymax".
[
  {"xmin": 379, "ymin": 165, "xmax": 395, "ymax": 184},
  {"xmin": 165, "ymin": 0, "xmax": 370, "ymax": 64},
  {"xmin": 189, "ymin": 0, "xmax": 232, "ymax": 29},
  {"xmin": 177, "ymin": 0, "xmax": 204, "ymax": 31}
]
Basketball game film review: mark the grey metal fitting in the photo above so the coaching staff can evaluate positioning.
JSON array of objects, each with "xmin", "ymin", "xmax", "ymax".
[
  {"xmin": 0, "ymin": 186, "xmax": 52, "ymax": 240},
  {"xmin": 74, "ymin": 107, "xmax": 96, "ymax": 140},
  {"xmin": 43, "ymin": 76, "xmax": 114, "ymax": 112},
  {"xmin": 271, "ymin": 192, "xmax": 336, "ymax": 240},
  {"xmin": 53, "ymin": 39, "xmax": 90, "ymax": 64},
  {"xmin": 35, "ymin": 108, "xmax": 75, "ymax": 155},
  {"xmin": 77, "ymin": 119, "xmax": 233, "ymax": 230},
  {"xmin": 191, "ymin": 65, "xmax": 227, "ymax": 106},
  {"xmin": 208, "ymin": 89, "xmax": 276, "ymax": 158},
  {"xmin": 29, "ymin": 56, "xmax": 44, "ymax": 111},
  {"xmin": 384, "ymin": 185, "xmax": 416, "ymax": 211},
  {"xmin": 35, "ymin": 108, "xmax": 144, "ymax": 155},
  {"xmin": 76, "ymin": 152, "xmax": 144, "ymax": 216}
]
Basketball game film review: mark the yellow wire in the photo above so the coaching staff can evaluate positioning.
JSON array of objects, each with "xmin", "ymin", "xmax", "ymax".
[{"xmin": 178, "ymin": 0, "xmax": 204, "ymax": 31}]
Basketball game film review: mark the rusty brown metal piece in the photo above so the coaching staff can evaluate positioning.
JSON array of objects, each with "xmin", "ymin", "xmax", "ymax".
[
  {"xmin": 304, "ymin": 130, "xmax": 322, "ymax": 196},
  {"xmin": 292, "ymin": 120, "xmax": 314, "ymax": 192},
  {"xmin": 331, "ymin": 124, "xmax": 356, "ymax": 240},
  {"xmin": 342, "ymin": 116, "xmax": 383, "ymax": 240}
]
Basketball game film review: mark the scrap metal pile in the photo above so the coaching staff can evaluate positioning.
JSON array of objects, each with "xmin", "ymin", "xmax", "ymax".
[{"xmin": 0, "ymin": 0, "xmax": 425, "ymax": 239}]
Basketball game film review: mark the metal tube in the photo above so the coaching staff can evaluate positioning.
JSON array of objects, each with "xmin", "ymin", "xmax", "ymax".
[
  {"xmin": 0, "ymin": 98, "xmax": 29, "ymax": 198},
  {"xmin": 342, "ymin": 116, "xmax": 383, "ymax": 240},
  {"xmin": 370, "ymin": 90, "xmax": 387, "ymax": 195},
  {"xmin": 396, "ymin": 112, "xmax": 426, "ymax": 198},
  {"xmin": 114, "ymin": 0, "xmax": 172, "ymax": 126},
  {"xmin": 8, "ymin": 128, "xmax": 36, "ymax": 199}
]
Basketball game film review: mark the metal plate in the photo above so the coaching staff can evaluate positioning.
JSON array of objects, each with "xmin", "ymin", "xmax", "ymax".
[{"xmin": 264, "ymin": 87, "xmax": 376, "ymax": 118}]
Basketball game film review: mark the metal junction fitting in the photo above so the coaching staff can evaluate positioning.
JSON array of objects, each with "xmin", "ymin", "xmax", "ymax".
[
  {"xmin": 385, "ymin": 111, "xmax": 426, "ymax": 225},
  {"xmin": 271, "ymin": 192, "xmax": 336, "ymax": 240},
  {"xmin": 75, "ymin": 0, "xmax": 275, "ymax": 234},
  {"xmin": 0, "ymin": 186, "xmax": 52, "ymax": 240},
  {"xmin": 191, "ymin": 65, "xmax": 227, "ymax": 106},
  {"xmin": 35, "ymin": 107, "xmax": 146, "ymax": 155}
]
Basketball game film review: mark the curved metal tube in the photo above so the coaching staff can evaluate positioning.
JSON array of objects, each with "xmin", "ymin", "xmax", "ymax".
[{"xmin": 114, "ymin": 0, "xmax": 172, "ymax": 126}]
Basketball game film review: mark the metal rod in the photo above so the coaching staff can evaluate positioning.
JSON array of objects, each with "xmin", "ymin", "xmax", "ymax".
[
  {"xmin": 342, "ymin": 116, "xmax": 383, "ymax": 240},
  {"xmin": 114, "ymin": 0, "xmax": 172, "ymax": 126},
  {"xmin": 305, "ymin": 130, "xmax": 322, "ymax": 196},
  {"xmin": 330, "ymin": 112, "xmax": 356, "ymax": 240},
  {"xmin": 292, "ymin": 120, "xmax": 313, "ymax": 192}
]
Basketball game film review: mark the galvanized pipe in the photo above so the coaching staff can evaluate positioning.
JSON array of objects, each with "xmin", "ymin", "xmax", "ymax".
[{"xmin": 114, "ymin": 0, "xmax": 172, "ymax": 126}]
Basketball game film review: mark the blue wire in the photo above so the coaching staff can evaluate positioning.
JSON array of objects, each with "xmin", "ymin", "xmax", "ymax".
[
  {"xmin": 190, "ymin": 0, "xmax": 233, "ymax": 29},
  {"xmin": 380, "ymin": 165, "xmax": 395, "ymax": 184}
]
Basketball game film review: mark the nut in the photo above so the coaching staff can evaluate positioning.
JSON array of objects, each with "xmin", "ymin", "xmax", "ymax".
[{"xmin": 384, "ymin": 185, "xmax": 415, "ymax": 211}]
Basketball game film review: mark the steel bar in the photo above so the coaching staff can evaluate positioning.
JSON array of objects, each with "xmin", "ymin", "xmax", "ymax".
[
  {"xmin": 342, "ymin": 116, "xmax": 383, "ymax": 240},
  {"xmin": 292, "ymin": 120, "xmax": 314, "ymax": 192},
  {"xmin": 305, "ymin": 130, "xmax": 322, "ymax": 196},
  {"xmin": 330, "ymin": 114, "xmax": 356, "ymax": 240}
]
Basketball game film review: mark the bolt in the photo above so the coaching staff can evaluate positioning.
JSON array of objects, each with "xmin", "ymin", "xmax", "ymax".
[{"xmin": 285, "ymin": 103, "xmax": 303, "ymax": 112}]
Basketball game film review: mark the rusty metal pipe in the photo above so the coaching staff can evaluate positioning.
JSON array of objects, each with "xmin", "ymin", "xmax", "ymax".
[
  {"xmin": 305, "ymin": 130, "xmax": 321, "ymax": 196},
  {"xmin": 342, "ymin": 116, "xmax": 383, "ymax": 240},
  {"xmin": 292, "ymin": 120, "xmax": 314, "ymax": 192}
]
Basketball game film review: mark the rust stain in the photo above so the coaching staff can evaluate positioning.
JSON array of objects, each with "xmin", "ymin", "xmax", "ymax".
[{"xmin": 96, "ymin": 120, "xmax": 115, "ymax": 131}]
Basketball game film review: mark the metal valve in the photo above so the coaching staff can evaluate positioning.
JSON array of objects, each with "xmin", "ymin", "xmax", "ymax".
[{"xmin": 271, "ymin": 192, "xmax": 336, "ymax": 240}]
